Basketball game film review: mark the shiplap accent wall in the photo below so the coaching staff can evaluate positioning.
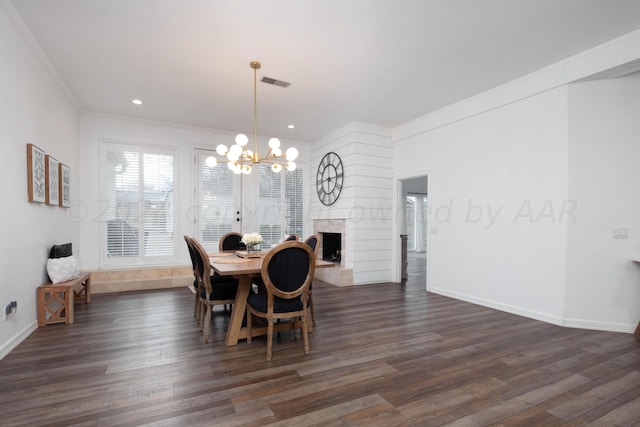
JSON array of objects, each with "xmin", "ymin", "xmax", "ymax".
[{"xmin": 310, "ymin": 122, "xmax": 393, "ymax": 285}]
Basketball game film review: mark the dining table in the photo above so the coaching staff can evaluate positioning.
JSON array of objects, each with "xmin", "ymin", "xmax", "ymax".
[{"xmin": 209, "ymin": 250, "xmax": 335, "ymax": 346}]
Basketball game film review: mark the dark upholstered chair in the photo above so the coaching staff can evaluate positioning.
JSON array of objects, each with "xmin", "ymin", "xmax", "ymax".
[
  {"xmin": 219, "ymin": 232, "xmax": 246, "ymax": 251},
  {"xmin": 246, "ymin": 241, "xmax": 316, "ymax": 361},
  {"xmin": 304, "ymin": 234, "xmax": 319, "ymax": 254},
  {"xmin": 283, "ymin": 234, "xmax": 298, "ymax": 242},
  {"xmin": 184, "ymin": 235, "xmax": 202, "ymax": 321},
  {"xmin": 303, "ymin": 234, "xmax": 320, "ymax": 324},
  {"xmin": 189, "ymin": 237, "xmax": 238, "ymax": 343}
]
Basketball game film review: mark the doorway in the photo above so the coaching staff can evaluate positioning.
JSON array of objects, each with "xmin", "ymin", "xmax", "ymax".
[{"xmin": 400, "ymin": 175, "xmax": 428, "ymax": 289}]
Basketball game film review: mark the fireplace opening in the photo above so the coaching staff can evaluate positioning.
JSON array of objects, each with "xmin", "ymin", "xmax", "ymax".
[{"xmin": 322, "ymin": 232, "xmax": 341, "ymax": 263}]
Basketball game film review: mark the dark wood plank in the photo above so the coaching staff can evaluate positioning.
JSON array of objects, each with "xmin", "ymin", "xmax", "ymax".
[{"xmin": 1, "ymin": 254, "xmax": 640, "ymax": 426}]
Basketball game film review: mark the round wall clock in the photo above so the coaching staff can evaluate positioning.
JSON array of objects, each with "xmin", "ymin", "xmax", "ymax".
[{"xmin": 316, "ymin": 152, "xmax": 344, "ymax": 206}]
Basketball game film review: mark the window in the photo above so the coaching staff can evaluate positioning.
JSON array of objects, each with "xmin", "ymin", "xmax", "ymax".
[
  {"xmin": 101, "ymin": 142, "xmax": 175, "ymax": 266},
  {"xmin": 196, "ymin": 150, "xmax": 238, "ymax": 251},
  {"xmin": 406, "ymin": 194, "xmax": 427, "ymax": 252},
  {"xmin": 258, "ymin": 164, "xmax": 303, "ymax": 248},
  {"xmin": 285, "ymin": 166, "xmax": 304, "ymax": 237}
]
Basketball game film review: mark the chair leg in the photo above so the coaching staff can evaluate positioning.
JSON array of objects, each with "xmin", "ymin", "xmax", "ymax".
[
  {"xmin": 309, "ymin": 293, "xmax": 316, "ymax": 325},
  {"xmin": 246, "ymin": 310, "xmax": 253, "ymax": 344},
  {"xmin": 193, "ymin": 292, "xmax": 199, "ymax": 317},
  {"xmin": 266, "ymin": 318, "xmax": 274, "ymax": 361},
  {"xmin": 301, "ymin": 315, "xmax": 310, "ymax": 355},
  {"xmin": 199, "ymin": 301, "xmax": 205, "ymax": 330},
  {"xmin": 196, "ymin": 299, "xmax": 203, "ymax": 325},
  {"xmin": 203, "ymin": 305, "xmax": 212, "ymax": 343}
]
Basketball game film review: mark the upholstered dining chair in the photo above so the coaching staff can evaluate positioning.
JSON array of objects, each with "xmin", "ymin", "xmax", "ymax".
[
  {"xmin": 184, "ymin": 236, "xmax": 202, "ymax": 321},
  {"xmin": 283, "ymin": 234, "xmax": 298, "ymax": 242},
  {"xmin": 219, "ymin": 232, "xmax": 246, "ymax": 251},
  {"xmin": 303, "ymin": 234, "xmax": 320, "ymax": 324},
  {"xmin": 190, "ymin": 237, "xmax": 238, "ymax": 343},
  {"xmin": 246, "ymin": 241, "xmax": 316, "ymax": 361}
]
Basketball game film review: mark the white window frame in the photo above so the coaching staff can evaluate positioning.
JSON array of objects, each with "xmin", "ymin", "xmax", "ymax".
[{"xmin": 100, "ymin": 141, "xmax": 177, "ymax": 267}]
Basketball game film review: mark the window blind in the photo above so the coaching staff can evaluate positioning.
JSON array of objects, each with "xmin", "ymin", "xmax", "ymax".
[
  {"xmin": 259, "ymin": 164, "xmax": 282, "ymax": 248},
  {"xmin": 102, "ymin": 143, "xmax": 175, "ymax": 266},
  {"xmin": 285, "ymin": 168, "xmax": 304, "ymax": 238},
  {"xmin": 258, "ymin": 164, "xmax": 304, "ymax": 247},
  {"xmin": 198, "ymin": 152, "xmax": 235, "ymax": 249}
]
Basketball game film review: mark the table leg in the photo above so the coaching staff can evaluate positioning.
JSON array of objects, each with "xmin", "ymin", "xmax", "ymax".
[{"xmin": 225, "ymin": 275, "xmax": 251, "ymax": 346}]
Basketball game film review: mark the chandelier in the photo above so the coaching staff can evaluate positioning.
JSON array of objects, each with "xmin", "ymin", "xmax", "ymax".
[{"xmin": 206, "ymin": 61, "xmax": 298, "ymax": 174}]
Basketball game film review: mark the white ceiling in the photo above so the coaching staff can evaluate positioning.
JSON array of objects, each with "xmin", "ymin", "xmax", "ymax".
[{"xmin": 8, "ymin": 0, "xmax": 640, "ymax": 142}]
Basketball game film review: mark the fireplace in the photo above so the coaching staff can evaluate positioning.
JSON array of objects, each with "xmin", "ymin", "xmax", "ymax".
[
  {"xmin": 322, "ymin": 232, "xmax": 341, "ymax": 263},
  {"xmin": 313, "ymin": 218, "xmax": 352, "ymax": 286}
]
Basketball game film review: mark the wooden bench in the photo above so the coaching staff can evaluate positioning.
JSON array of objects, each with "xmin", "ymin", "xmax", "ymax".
[{"xmin": 37, "ymin": 272, "xmax": 91, "ymax": 327}]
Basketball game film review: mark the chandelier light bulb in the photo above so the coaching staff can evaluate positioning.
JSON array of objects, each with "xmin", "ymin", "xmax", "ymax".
[
  {"xmin": 268, "ymin": 138, "xmax": 281, "ymax": 149},
  {"xmin": 286, "ymin": 161, "xmax": 297, "ymax": 171},
  {"xmin": 271, "ymin": 147, "xmax": 282, "ymax": 157},
  {"xmin": 227, "ymin": 144, "xmax": 242, "ymax": 161},
  {"xmin": 235, "ymin": 133, "xmax": 249, "ymax": 146},
  {"xmin": 271, "ymin": 163, "xmax": 282, "ymax": 173},
  {"xmin": 216, "ymin": 144, "xmax": 228, "ymax": 156},
  {"xmin": 285, "ymin": 147, "xmax": 299, "ymax": 161},
  {"xmin": 205, "ymin": 156, "xmax": 217, "ymax": 167},
  {"xmin": 227, "ymin": 161, "xmax": 236, "ymax": 170}
]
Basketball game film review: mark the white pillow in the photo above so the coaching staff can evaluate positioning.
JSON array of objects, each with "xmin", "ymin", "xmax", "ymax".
[{"xmin": 47, "ymin": 255, "xmax": 80, "ymax": 284}]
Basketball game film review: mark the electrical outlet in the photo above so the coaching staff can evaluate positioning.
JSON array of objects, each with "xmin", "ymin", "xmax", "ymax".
[{"xmin": 4, "ymin": 302, "xmax": 17, "ymax": 321}]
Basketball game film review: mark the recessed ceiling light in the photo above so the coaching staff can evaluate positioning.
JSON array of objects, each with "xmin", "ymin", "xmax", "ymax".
[
  {"xmin": 288, "ymin": 124, "xmax": 295, "ymax": 129},
  {"xmin": 132, "ymin": 99, "xmax": 142, "ymax": 105}
]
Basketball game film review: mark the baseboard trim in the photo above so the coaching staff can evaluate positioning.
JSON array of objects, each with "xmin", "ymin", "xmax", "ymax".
[
  {"xmin": 430, "ymin": 287, "xmax": 636, "ymax": 334},
  {"xmin": 562, "ymin": 318, "xmax": 636, "ymax": 334},
  {"xmin": 430, "ymin": 286, "xmax": 564, "ymax": 326},
  {"xmin": 0, "ymin": 321, "xmax": 37, "ymax": 360}
]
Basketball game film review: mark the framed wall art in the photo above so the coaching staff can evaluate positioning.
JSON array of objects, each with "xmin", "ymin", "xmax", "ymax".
[
  {"xmin": 27, "ymin": 143, "xmax": 46, "ymax": 203},
  {"xmin": 45, "ymin": 154, "xmax": 59, "ymax": 205},
  {"xmin": 59, "ymin": 163, "xmax": 71, "ymax": 207}
]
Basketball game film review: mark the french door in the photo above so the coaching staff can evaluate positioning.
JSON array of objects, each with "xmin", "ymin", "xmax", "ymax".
[{"xmin": 194, "ymin": 150, "xmax": 242, "ymax": 252}]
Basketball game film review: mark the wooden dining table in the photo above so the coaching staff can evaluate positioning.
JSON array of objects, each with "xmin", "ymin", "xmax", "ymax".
[{"xmin": 209, "ymin": 250, "xmax": 335, "ymax": 346}]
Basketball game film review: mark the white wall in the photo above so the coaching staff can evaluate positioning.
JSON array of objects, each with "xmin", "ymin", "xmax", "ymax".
[
  {"xmin": 394, "ymin": 88, "xmax": 570, "ymax": 324},
  {"xmin": 391, "ymin": 29, "xmax": 640, "ymax": 332},
  {"xmin": 311, "ymin": 122, "xmax": 394, "ymax": 284},
  {"xmin": 0, "ymin": 4, "xmax": 80, "ymax": 358},
  {"xmin": 78, "ymin": 113, "xmax": 310, "ymax": 270},
  {"xmin": 565, "ymin": 74, "xmax": 640, "ymax": 332}
]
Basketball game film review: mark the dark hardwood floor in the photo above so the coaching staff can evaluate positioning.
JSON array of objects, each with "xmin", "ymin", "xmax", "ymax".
[{"xmin": 1, "ymin": 257, "xmax": 640, "ymax": 426}]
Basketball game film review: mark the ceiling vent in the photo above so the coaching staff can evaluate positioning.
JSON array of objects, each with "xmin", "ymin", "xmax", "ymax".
[{"xmin": 261, "ymin": 76, "xmax": 290, "ymax": 88}]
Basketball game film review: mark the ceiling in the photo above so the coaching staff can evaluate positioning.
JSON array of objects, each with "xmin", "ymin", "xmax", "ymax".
[{"xmin": 8, "ymin": 0, "xmax": 640, "ymax": 142}]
